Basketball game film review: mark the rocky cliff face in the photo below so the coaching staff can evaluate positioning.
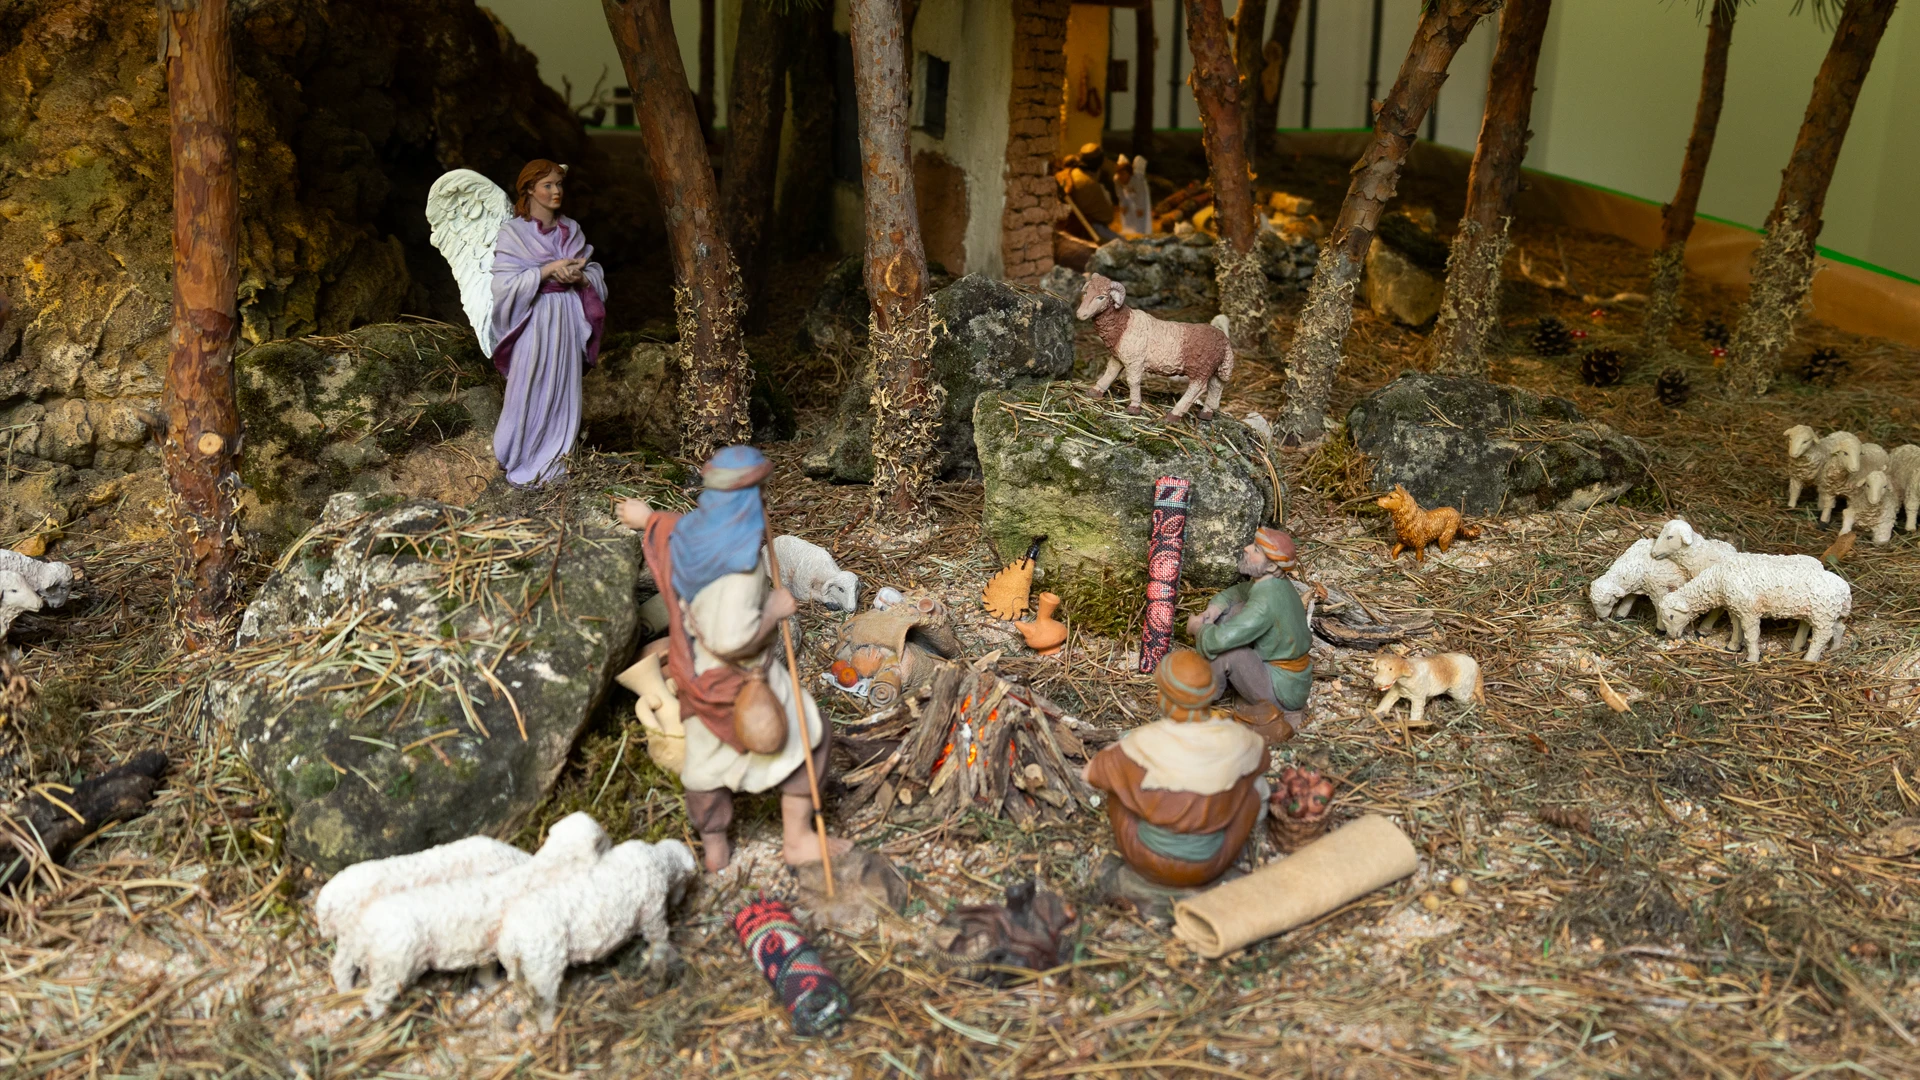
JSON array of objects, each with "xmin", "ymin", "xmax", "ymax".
[{"xmin": 0, "ymin": 0, "xmax": 652, "ymax": 522}]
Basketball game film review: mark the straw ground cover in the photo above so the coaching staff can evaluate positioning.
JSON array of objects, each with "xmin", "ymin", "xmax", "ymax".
[{"xmin": 2, "ymin": 178, "xmax": 1918, "ymax": 1076}]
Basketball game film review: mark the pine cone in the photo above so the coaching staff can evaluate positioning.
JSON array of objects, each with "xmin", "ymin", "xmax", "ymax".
[
  {"xmin": 1801, "ymin": 347, "xmax": 1849, "ymax": 386},
  {"xmin": 1698, "ymin": 317, "xmax": 1731, "ymax": 347},
  {"xmin": 1579, "ymin": 348, "xmax": 1625, "ymax": 387},
  {"xmin": 1654, "ymin": 366, "xmax": 1691, "ymax": 408},
  {"xmin": 1531, "ymin": 316, "xmax": 1575, "ymax": 357},
  {"xmin": 1267, "ymin": 766, "xmax": 1335, "ymax": 853}
]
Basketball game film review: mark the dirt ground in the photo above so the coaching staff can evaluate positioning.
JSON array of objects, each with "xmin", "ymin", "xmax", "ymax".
[{"xmin": 3, "ymin": 149, "xmax": 1919, "ymax": 1079}]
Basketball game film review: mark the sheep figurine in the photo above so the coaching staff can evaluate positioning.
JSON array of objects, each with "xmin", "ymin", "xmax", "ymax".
[
  {"xmin": 314, "ymin": 835, "xmax": 531, "ymax": 940},
  {"xmin": 1839, "ymin": 443, "xmax": 1892, "ymax": 535},
  {"xmin": 1815, "ymin": 432, "xmax": 1887, "ymax": 525},
  {"xmin": 1648, "ymin": 517, "xmax": 1739, "ymax": 579},
  {"xmin": 0, "ymin": 550, "xmax": 74, "ymax": 609},
  {"xmin": 1890, "ymin": 444, "xmax": 1920, "ymax": 532},
  {"xmin": 1784, "ymin": 425, "xmax": 1841, "ymax": 510},
  {"xmin": 0, "ymin": 572, "xmax": 45, "ymax": 642},
  {"xmin": 1855, "ymin": 470, "xmax": 1901, "ymax": 545},
  {"xmin": 1588, "ymin": 538, "xmax": 1689, "ymax": 620},
  {"xmin": 1655, "ymin": 553, "xmax": 1849, "ymax": 662},
  {"xmin": 1075, "ymin": 272, "xmax": 1235, "ymax": 420},
  {"xmin": 332, "ymin": 812, "xmax": 610, "ymax": 1017},
  {"xmin": 499, "ymin": 839, "xmax": 698, "ymax": 1029},
  {"xmin": 767, "ymin": 534, "xmax": 858, "ymax": 611}
]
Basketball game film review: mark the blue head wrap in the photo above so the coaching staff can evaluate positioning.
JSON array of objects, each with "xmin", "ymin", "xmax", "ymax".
[{"xmin": 670, "ymin": 446, "xmax": 769, "ymax": 599}]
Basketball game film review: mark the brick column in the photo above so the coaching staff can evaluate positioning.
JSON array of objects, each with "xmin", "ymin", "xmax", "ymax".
[{"xmin": 1001, "ymin": 0, "xmax": 1071, "ymax": 284}]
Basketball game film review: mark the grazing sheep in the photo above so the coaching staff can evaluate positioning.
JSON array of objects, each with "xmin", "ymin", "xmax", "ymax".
[
  {"xmin": 1076, "ymin": 273, "xmax": 1235, "ymax": 420},
  {"xmin": 1855, "ymin": 470, "xmax": 1901, "ymax": 545},
  {"xmin": 1886, "ymin": 444, "xmax": 1920, "ymax": 532},
  {"xmin": 767, "ymin": 534, "xmax": 859, "ymax": 611},
  {"xmin": 1655, "ymin": 554, "xmax": 1848, "ymax": 662},
  {"xmin": 1589, "ymin": 539, "xmax": 1690, "ymax": 620},
  {"xmin": 1784, "ymin": 425, "xmax": 1839, "ymax": 510},
  {"xmin": 314, "ymin": 835, "xmax": 531, "ymax": 940},
  {"xmin": 333, "ymin": 813, "xmax": 609, "ymax": 1017},
  {"xmin": 498, "ymin": 839, "xmax": 698, "ymax": 1029},
  {"xmin": 0, "ymin": 571, "xmax": 44, "ymax": 641}
]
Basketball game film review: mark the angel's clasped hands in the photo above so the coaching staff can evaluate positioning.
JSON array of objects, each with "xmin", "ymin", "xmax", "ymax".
[{"xmin": 540, "ymin": 258, "xmax": 587, "ymax": 285}]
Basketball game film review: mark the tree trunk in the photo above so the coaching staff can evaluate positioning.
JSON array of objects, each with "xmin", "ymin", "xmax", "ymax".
[
  {"xmin": 1183, "ymin": 0, "xmax": 1266, "ymax": 355},
  {"xmin": 720, "ymin": 0, "xmax": 790, "ymax": 331},
  {"xmin": 1726, "ymin": 0, "xmax": 1894, "ymax": 396},
  {"xmin": 163, "ymin": 0, "xmax": 244, "ymax": 643},
  {"xmin": 1132, "ymin": 4, "xmax": 1157, "ymax": 158},
  {"xmin": 1642, "ymin": 0, "xmax": 1736, "ymax": 353},
  {"xmin": 779, "ymin": 1, "xmax": 838, "ymax": 257},
  {"xmin": 605, "ymin": 0, "xmax": 753, "ymax": 459},
  {"xmin": 1277, "ymin": 0, "xmax": 1496, "ymax": 443},
  {"xmin": 1430, "ymin": 0, "xmax": 1552, "ymax": 376},
  {"xmin": 1232, "ymin": 0, "xmax": 1271, "ymax": 162},
  {"xmin": 1251, "ymin": 0, "xmax": 1304, "ymax": 161},
  {"xmin": 848, "ymin": 0, "xmax": 939, "ymax": 531}
]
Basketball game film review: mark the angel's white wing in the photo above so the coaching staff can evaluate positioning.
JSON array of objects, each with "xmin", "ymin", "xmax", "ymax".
[{"xmin": 425, "ymin": 169, "xmax": 512, "ymax": 357}]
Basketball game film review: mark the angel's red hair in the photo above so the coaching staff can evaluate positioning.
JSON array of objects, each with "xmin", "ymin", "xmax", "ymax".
[{"xmin": 513, "ymin": 160, "xmax": 567, "ymax": 219}]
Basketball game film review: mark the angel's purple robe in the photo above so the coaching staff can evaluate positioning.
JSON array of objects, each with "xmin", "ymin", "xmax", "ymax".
[{"xmin": 489, "ymin": 214, "xmax": 607, "ymax": 486}]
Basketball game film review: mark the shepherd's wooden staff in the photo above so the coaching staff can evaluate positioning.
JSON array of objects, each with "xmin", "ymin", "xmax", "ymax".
[{"xmin": 762, "ymin": 523, "xmax": 834, "ymax": 896}]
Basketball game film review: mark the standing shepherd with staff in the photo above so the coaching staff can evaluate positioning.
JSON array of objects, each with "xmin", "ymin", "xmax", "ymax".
[{"xmin": 618, "ymin": 447, "xmax": 848, "ymax": 874}]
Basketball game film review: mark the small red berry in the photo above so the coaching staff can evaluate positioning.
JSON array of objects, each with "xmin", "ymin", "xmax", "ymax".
[{"xmin": 1571, "ymin": 329, "xmax": 1589, "ymax": 340}]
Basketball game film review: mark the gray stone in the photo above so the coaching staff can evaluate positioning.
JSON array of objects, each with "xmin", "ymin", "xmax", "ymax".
[
  {"xmin": 806, "ymin": 274, "xmax": 1075, "ymax": 483},
  {"xmin": 1364, "ymin": 239, "xmax": 1444, "ymax": 328},
  {"xmin": 1082, "ymin": 228, "xmax": 1318, "ymax": 312},
  {"xmin": 580, "ymin": 340, "xmax": 679, "ymax": 455},
  {"xmin": 223, "ymin": 493, "xmax": 641, "ymax": 873},
  {"xmin": 804, "ymin": 256, "xmax": 956, "ymax": 357},
  {"xmin": 1347, "ymin": 372, "xmax": 1654, "ymax": 517},
  {"xmin": 974, "ymin": 385, "xmax": 1273, "ymax": 623}
]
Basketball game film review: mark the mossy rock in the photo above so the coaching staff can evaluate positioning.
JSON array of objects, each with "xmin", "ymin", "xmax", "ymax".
[
  {"xmin": 221, "ymin": 493, "xmax": 641, "ymax": 873},
  {"xmin": 975, "ymin": 385, "xmax": 1272, "ymax": 636}
]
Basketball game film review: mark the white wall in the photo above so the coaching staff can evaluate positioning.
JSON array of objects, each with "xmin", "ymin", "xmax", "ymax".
[
  {"xmin": 482, "ymin": 0, "xmax": 732, "ymax": 125},
  {"xmin": 910, "ymin": 0, "xmax": 1016, "ymax": 278}
]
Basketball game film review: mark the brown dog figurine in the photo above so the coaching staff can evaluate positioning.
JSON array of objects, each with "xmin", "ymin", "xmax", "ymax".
[{"xmin": 1376, "ymin": 485, "xmax": 1480, "ymax": 562}]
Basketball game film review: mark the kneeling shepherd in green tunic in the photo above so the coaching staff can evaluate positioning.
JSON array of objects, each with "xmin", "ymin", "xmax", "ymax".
[{"xmin": 1186, "ymin": 527, "xmax": 1312, "ymax": 746}]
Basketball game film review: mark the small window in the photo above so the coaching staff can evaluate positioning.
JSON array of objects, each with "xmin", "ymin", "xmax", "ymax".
[{"xmin": 916, "ymin": 52, "xmax": 950, "ymax": 140}]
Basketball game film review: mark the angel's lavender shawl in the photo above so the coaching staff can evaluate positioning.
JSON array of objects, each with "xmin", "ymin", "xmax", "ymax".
[{"xmin": 488, "ymin": 215, "xmax": 606, "ymax": 378}]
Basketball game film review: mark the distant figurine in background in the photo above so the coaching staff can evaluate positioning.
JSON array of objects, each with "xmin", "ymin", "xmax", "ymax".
[
  {"xmin": 1057, "ymin": 142, "xmax": 1119, "ymax": 243},
  {"xmin": 1116, "ymin": 154, "xmax": 1152, "ymax": 237},
  {"xmin": 1083, "ymin": 650, "xmax": 1268, "ymax": 891},
  {"xmin": 1186, "ymin": 528, "xmax": 1313, "ymax": 745},
  {"xmin": 426, "ymin": 160, "xmax": 606, "ymax": 487}
]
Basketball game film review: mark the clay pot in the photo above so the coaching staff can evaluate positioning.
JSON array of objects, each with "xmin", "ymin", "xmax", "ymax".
[{"xmin": 1016, "ymin": 592, "xmax": 1068, "ymax": 656}]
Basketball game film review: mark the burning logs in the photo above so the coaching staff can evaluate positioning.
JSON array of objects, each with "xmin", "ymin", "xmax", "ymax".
[{"xmin": 839, "ymin": 661, "xmax": 1100, "ymax": 826}]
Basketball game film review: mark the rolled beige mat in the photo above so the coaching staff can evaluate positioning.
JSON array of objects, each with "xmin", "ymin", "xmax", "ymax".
[{"xmin": 1172, "ymin": 814, "xmax": 1418, "ymax": 958}]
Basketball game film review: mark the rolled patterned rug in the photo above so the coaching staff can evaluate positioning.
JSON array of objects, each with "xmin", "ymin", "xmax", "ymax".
[
  {"xmin": 1171, "ymin": 814, "xmax": 1417, "ymax": 958},
  {"xmin": 732, "ymin": 896, "xmax": 851, "ymax": 1037}
]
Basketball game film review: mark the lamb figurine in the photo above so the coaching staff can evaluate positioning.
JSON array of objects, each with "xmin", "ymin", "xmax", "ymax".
[
  {"xmin": 0, "ymin": 571, "xmax": 45, "ymax": 642},
  {"xmin": 1075, "ymin": 273, "xmax": 1235, "ymax": 420},
  {"xmin": 332, "ymin": 812, "xmax": 610, "ymax": 1017},
  {"xmin": 314, "ymin": 835, "xmax": 531, "ymax": 940},
  {"xmin": 1855, "ymin": 470, "xmax": 1901, "ymax": 545},
  {"xmin": 498, "ymin": 839, "xmax": 698, "ymax": 1030},
  {"xmin": 767, "ymin": 534, "xmax": 859, "ymax": 611},
  {"xmin": 1889, "ymin": 444, "xmax": 1920, "ymax": 532},
  {"xmin": 1784, "ymin": 426, "xmax": 1841, "ymax": 510},
  {"xmin": 1655, "ymin": 553, "xmax": 1849, "ymax": 662},
  {"xmin": 1588, "ymin": 539, "xmax": 1690, "ymax": 620},
  {"xmin": 1839, "ymin": 442, "xmax": 1892, "ymax": 535},
  {"xmin": 1815, "ymin": 432, "xmax": 1887, "ymax": 525},
  {"xmin": 1648, "ymin": 518, "xmax": 1739, "ymax": 579},
  {"xmin": 0, "ymin": 550, "xmax": 74, "ymax": 609}
]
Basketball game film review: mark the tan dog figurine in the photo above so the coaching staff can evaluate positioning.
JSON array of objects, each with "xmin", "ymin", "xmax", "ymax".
[
  {"xmin": 1376, "ymin": 485, "xmax": 1480, "ymax": 562},
  {"xmin": 1370, "ymin": 652, "xmax": 1484, "ymax": 736}
]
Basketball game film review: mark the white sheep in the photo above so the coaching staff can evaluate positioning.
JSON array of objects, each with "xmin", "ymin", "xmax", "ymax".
[
  {"xmin": 0, "ymin": 571, "xmax": 45, "ymax": 641},
  {"xmin": 1588, "ymin": 538, "xmax": 1689, "ymax": 620},
  {"xmin": 1855, "ymin": 470, "xmax": 1901, "ymax": 545},
  {"xmin": 498, "ymin": 839, "xmax": 697, "ymax": 1030},
  {"xmin": 1839, "ymin": 442, "xmax": 1891, "ymax": 534},
  {"xmin": 1076, "ymin": 273, "xmax": 1236, "ymax": 420},
  {"xmin": 1648, "ymin": 518, "xmax": 1740, "ymax": 579},
  {"xmin": 767, "ymin": 534, "xmax": 858, "ymax": 611},
  {"xmin": 314, "ymin": 835, "xmax": 531, "ymax": 940},
  {"xmin": 1886, "ymin": 444, "xmax": 1920, "ymax": 532},
  {"xmin": 333, "ymin": 812, "xmax": 610, "ymax": 1017},
  {"xmin": 1815, "ymin": 432, "xmax": 1887, "ymax": 525},
  {"xmin": 0, "ymin": 550, "xmax": 74, "ymax": 608},
  {"xmin": 1656, "ymin": 553, "xmax": 1849, "ymax": 662},
  {"xmin": 1784, "ymin": 425, "xmax": 1838, "ymax": 510}
]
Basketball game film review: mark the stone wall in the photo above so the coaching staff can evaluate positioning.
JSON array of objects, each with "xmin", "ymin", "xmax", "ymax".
[{"xmin": 1000, "ymin": 0, "xmax": 1071, "ymax": 285}]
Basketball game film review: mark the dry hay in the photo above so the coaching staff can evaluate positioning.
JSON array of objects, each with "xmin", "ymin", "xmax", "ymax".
[{"xmin": 2, "ymin": 157, "xmax": 1919, "ymax": 1078}]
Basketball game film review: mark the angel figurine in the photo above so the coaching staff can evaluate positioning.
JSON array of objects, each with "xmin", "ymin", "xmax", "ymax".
[{"xmin": 426, "ymin": 159, "xmax": 606, "ymax": 486}]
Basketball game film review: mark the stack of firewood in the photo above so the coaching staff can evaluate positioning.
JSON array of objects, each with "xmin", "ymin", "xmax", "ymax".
[{"xmin": 838, "ymin": 661, "xmax": 1103, "ymax": 827}]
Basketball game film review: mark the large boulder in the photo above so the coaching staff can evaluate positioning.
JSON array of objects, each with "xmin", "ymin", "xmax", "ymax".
[
  {"xmin": 975, "ymin": 386, "xmax": 1273, "ymax": 635},
  {"xmin": 806, "ymin": 273, "xmax": 1074, "ymax": 482},
  {"xmin": 1347, "ymin": 372, "xmax": 1654, "ymax": 517},
  {"xmin": 1363, "ymin": 214, "xmax": 1450, "ymax": 328},
  {"xmin": 223, "ymin": 493, "xmax": 641, "ymax": 872},
  {"xmin": 234, "ymin": 323, "xmax": 502, "ymax": 551}
]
